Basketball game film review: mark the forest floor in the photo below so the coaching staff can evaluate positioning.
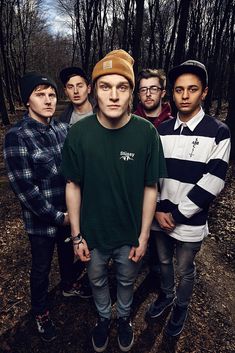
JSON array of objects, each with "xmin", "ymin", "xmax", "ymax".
[{"xmin": 0, "ymin": 105, "xmax": 234, "ymax": 353}]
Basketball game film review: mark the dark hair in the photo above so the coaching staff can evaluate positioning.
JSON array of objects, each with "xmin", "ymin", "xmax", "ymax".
[{"xmin": 136, "ymin": 69, "xmax": 166, "ymax": 91}]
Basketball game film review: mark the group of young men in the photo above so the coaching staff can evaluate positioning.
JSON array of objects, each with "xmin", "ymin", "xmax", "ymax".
[{"xmin": 4, "ymin": 49, "xmax": 231, "ymax": 352}]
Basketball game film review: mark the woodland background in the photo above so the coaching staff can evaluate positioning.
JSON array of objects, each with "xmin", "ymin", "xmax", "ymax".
[
  {"xmin": 0, "ymin": 1, "xmax": 235, "ymax": 353},
  {"xmin": 0, "ymin": 0, "xmax": 235, "ymax": 157}
]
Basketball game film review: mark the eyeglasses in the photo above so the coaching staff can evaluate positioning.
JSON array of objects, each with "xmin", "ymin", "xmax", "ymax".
[{"xmin": 139, "ymin": 85, "xmax": 163, "ymax": 95}]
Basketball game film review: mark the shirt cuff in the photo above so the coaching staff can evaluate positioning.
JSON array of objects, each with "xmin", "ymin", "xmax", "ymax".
[{"xmin": 55, "ymin": 211, "xmax": 65, "ymax": 225}]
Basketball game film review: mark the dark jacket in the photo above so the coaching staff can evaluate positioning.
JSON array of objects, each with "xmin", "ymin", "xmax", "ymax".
[
  {"xmin": 59, "ymin": 103, "xmax": 74, "ymax": 124},
  {"xmin": 134, "ymin": 102, "xmax": 171, "ymax": 128}
]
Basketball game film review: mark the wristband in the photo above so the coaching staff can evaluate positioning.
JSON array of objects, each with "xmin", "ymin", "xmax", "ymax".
[
  {"xmin": 72, "ymin": 233, "xmax": 83, "ymax": 244},
  {"xmin": 64, "ymin": 233, "xmax": 83, "ymax": 244}
]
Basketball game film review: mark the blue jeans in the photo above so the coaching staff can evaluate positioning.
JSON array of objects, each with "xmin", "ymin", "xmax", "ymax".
[
  {"xmin": 87, "ymin": 246, "xmax": 141, "ymax": 319},
  {"xmin": 29, "ymin": 227, "xmax": 84, "ymax": 315},
  {"xmin": 155, "ymin": 231, "xmax": 202, "ymax": 307},
  {"xmin": 148, "ymin": 230, "xmax": 161, "ymax": 275}
]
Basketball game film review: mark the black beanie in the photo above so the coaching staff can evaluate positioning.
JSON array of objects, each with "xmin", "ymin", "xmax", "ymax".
[
  {"xmin": 20, "ymin": 72, "xmax": 58, "ymax": 106},
  {"xmin": 59, "ymin": 67, "xmax": 89, "ymax": 86}
]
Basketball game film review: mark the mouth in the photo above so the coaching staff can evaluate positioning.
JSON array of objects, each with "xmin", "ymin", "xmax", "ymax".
[
  {"xmin": 107, "ymin": 105, "xmax": 120, "ymax": 109},
  {"xmin": 180, "ymin": 103, "xmax": 190, "ymax": 107}
]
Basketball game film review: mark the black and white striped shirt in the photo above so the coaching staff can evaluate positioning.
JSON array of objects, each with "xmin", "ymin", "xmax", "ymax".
[{"xmin": 157, "ymin": 108, "xmax": 231, "ymax": 242}]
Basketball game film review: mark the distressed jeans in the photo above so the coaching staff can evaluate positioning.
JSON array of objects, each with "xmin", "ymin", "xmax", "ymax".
[
  {"xmin": 87, "ymin": 245, "xmax": 141, "ymax": 319},
  {"xmin": 155, "ymin": 231, "xmax": 202, "ymax": 307}
]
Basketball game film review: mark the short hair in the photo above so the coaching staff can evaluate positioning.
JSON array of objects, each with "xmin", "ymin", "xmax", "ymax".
[
  {"xmin": 136, "ymin": 69, "xmax": 166, "ymax": 90},
  {"xmin": 33, "ymin": 84, "xmax": 56, "ymax": 92}
]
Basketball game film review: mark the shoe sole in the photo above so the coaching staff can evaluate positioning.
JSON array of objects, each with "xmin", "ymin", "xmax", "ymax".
[
  {"xmin": 62, "ymin": 291, "xmax": 92, "ymax": 298},
  {"xmin": 92, "ymin": 336, "xmax": 109, "ymax": 352},
  {"xmin": 62, "ymin": 291, "xmax": 80, "ymax": 297},
  {"xmin": 148, "ymin": 299, "xmax": 174, "ymax": 318},
  {"xmin": 118, "ymin": 334, "xmax": 134, "ymax": 352}
]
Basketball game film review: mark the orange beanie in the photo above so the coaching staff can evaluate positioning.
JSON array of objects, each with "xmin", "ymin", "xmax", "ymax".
[{"xmin": 92, "ymin": 49, "xmax": 135, "ymax": 89}]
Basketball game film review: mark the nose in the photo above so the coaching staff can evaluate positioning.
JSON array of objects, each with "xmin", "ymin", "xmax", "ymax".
[
  {"xmin": 44, "ymin": 95, "xmax": 51, "ymax": 104},
  {"xmin": 74, "ymin": 86, "xmax": 78, "ymax": 93},
  {"xmin": 182, "ymin": 89, "xmax": 189, "ymax": 100},
  {"xmin": 146, "ymin": 88, "xmax": 151, "ymax": 96},
  {"xmin": 110, "ymin": 87, "xmax": 118, "ymax": 101}
]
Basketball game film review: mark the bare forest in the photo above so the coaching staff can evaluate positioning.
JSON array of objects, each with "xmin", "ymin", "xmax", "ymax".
[
  {"xmin": 0, "ymin": 1, "xmax": 235, "ymax": 352},
  {"xmin": 0, "ymin": 0, "xmax": 234, "ymax": 157}
]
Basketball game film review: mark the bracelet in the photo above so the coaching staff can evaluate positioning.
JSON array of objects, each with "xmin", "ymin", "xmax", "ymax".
[
  {"xmin": 73, "ymin": 240, "xmax": 84, "ymax": 246},
  {"xmin": 71, "ymin": 233, "xmax": 83, "ymax": 244},
  {"xmin": 64, "ymin": 233, "xmax": 84, "ymax": 244}
]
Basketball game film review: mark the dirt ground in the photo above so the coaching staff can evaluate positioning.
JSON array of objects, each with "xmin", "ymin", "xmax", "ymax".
[{"xmin": 0, "ymin": 110, "xmax": 234, "ymax": 353}]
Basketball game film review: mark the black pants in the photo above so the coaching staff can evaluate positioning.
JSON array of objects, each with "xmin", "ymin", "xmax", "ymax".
[{"xmin": 29, "ymin": 227, "xmax": 85, "ymax": 315}]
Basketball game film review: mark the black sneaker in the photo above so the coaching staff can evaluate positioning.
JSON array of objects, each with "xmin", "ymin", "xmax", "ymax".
[
  {"xmin": 117, "ymin": 317, "xmax": 134, "ymax": 352},
  {"xmin": 78, "ymin": 274, "xmax": 93, "ymax": 298},
  {"xmin": 164, "ymin": 304, "xmax": 188, "ymax": 336},
  {"xmin": 62, "ymin": 275, "xmax": 92, "ymax": 298},
  {"xmin": 147, "ymin": 292, "xmax": 175, "ymax": 318},
  {"xmin": 92, "ymin": 317, "xmax": 110, "ymax": 352},
  {"xmin": 35, "ymin": 311, "xmax": 57, "ymax": 342},
  {"xmin": 62, "ymin": 284, "xmax": 82, "ymax": 297}
]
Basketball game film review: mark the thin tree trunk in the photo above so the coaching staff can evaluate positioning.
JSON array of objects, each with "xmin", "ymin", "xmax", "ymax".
[{"xmin": 0, "ymin": 74, "xmax": 10, "ymax": 125}]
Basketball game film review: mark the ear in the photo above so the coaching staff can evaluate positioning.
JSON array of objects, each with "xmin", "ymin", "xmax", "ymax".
[
  {"xmin": 87, "ymin": 84, "xmax": 91, "ymax": 94},
  {"xmin": 201, "ymin": 87, "xmax": 208, "ymax": 101},
  {"xmin": 161, "ymin": 89, "xmax": 166, "ymax": 99},
  {"xmin": 26, "ymin": 102, "xmax": 30, "ymax": 106}
]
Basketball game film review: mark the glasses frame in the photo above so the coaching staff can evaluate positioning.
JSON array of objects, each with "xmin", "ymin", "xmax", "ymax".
[{"xmin": 138, "ymin": 85, "xmax": 163, "ymax": 95}]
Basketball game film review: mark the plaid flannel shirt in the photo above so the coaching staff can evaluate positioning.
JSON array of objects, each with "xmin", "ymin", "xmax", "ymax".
[{"xmin": 4, "ymin": 114, "xmax": 68, "ymax": 237}]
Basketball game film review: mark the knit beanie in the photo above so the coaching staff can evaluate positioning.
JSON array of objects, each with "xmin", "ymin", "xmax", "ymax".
[
  {"xmin": 20, "ymin": 72, "xmax": 58, "ymax": 106},
  {"xmin": 92, "ymin": 49, "xmax": 135, "ymax": 89}
]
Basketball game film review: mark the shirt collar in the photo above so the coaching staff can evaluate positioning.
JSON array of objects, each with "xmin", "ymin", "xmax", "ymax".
[
  {"xmin": 174, "ymin": 107, "xmax": 205, "ymax": 131},
  {"xmin": 23, "ymin": 113, "xmax": 54, "ymax": 131}
]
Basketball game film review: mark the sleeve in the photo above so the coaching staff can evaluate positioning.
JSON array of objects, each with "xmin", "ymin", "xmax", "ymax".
[
  {"xmin": 3, "ymin": 131, "xmax": 64, "ymax": 225},
  {"xmin": 144, "ymin": 127, "xmax": 167, "ymax": 186},
  {"xmin": 60, "ymin": 129, "xmax": 82, "ymax": 184},
  {"xmin": 172, "ymin": 125, "xmax": 231, "ymax": 223}
]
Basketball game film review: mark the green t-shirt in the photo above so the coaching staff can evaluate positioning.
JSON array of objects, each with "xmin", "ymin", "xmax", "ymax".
[{"xmin": 61, "ymin": 114, "xmax": 166, "ymax": 252}]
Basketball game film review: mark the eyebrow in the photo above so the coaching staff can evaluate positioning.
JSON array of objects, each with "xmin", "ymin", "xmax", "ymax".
[
  {"xmin": 174, "ymin": 84, "xmax": 199, "ymax": 89},
  {"xmin": 99, "ymin": 80, "xmax": 129, "ymax": 86},
  {"xmin": 67, "ymin": 82, "xmax": 84, "ymax": 86}
]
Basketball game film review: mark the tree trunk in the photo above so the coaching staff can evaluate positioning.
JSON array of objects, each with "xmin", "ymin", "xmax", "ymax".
[
  {"xmin": 132, "ymin": 0, "xmax": 145, "ymax": 76},
  {"xmin": 173, "ymin": 0, "xmax": 192, "ymax": 66},
  {"xmin": 0, "ymin": 74, "xmax": 10, "ymax": 125},
  {"xmin": 225, "ymin": 45, "xmax": 235, "ymax": 160}
]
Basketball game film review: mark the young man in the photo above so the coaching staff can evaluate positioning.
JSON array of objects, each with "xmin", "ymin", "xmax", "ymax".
[
  {"xmin": 4, "ymin": 72, "xmax": 78, "ymax": 341},
  {"xmin": 134, "ymin": 68, "xmax": 171, "ymax": 128},
  {"xmin": 59, "ymin": 66, "xmax": 93, "ymax": 126},
  {"xmin": 146, "ymin": 60, "xmax": 231, "ymax": 337},
  {"xmin": 61, "ymin": 50, "xmax": 166, "ymax": 352},
  {"xmin": 134, "ymin": 68, "xmax": 171, "ymax": 287},
  {"xmin": 59, "ymin": 66, "xmax": 93, "ymax": 298}
]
